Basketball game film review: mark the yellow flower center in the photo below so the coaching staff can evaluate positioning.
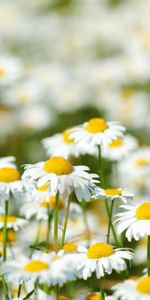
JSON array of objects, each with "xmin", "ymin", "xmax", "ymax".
[
  {"xmin": 0, "ymin": 167, "xmax": 20, "ymax": 183},
  {"xmin": 136, "ymin": 202, "xmax": 150, "ymax": 220},
  {"xmin": 121, "ymin": 88, "xmax": 134, "ymax": 100},
  {"xmin": 44, "ymin": 157, "xmax": 72, "ymax": 175},
  {"xmin": 63, "ymin": 128, "xmax": 75, "ymax": 144},
  {"xmin": 85, "ymin": 118, "xmax": 108, "ymax": 133},
  {"xmin": 0, "ymin": 68, "xmax": 7, "ymax": 78},
  {"xmin": 135, "ymin": 158, "xmax": 149, "ymax": 166},
  {"xmin": 87, "ymin": 242, "xmax": 114, "ymax": 259},
  {"xmin": 41, "ymin": 196, "xmax": 64, "ymax": 209},
  {"xmin": 109, "ymin": 138, "xmax": 123, "ymax": 148},
  {"xmin": 136, "ymin": 277, "xmax": 150, "ymax": 294},
  {"xmin": 59, "ymin": 296, "xmax": 70, "ymax": 300},
  {"xmin": 37, "ymin": 184, "xmax": 50, "ymax": 192},
  {"xmin": 0, "ymin": 229, "xmax": 16, "ymax": 243},
  {"xmin": 0, "ymin": 216, "xmax": 17, "ymax": 223},
  {"xmin": 63, "ymin": 242, "xmax": 77, "ymax": 253},
  {"xmin": 23, "ymin": 260, "xmax": 49, "ymax": 272},
  {"xmin": 105, "ymin": 188, "xmax": 122, "ymax": 196},
  {"xmin": 85, "ymin": 294, "xmax": 99, "ymax": 300}
]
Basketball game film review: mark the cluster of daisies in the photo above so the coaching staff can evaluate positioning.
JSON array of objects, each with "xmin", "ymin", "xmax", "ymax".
[{"xmin": 0, "ymin": 116, "xmax": 150, "ymax": 300}]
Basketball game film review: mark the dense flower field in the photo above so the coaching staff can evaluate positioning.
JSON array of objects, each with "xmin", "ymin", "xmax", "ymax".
[{"xmin": 0, "ymin": 0, "xmax": 150, "ymax": 299}]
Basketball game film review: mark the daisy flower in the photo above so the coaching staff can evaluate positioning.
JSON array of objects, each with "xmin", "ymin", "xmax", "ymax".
[
  {"xmin": 76, "ymin": 242, "xmax": 133, "ymax": 279},
  {"xmin": 3, "ymin": 252, "xmax": 51, "ymax": 285},
  {"xmin": 0, "ymin": 55, "xmax": 22, "ymax": 86},
  {"xmin": 113, "ymin": 276, "xmax": 150, "ymax": 300},
  {"xmin": 20, "ymin": 195, "xmax": 64, "ymax": 221},
  {"xmin": 42, "ymin": 128, "xmax": 81, "ymax": 159},
  {"xmin": 115, "ymin": 202, "xmax": 150, "ymax": 241},
  {"xmin": 118, "ymin": 147, "xmax": 150, "ymax": 192},
  {"xmin": 22, "ymin": 156, "xmax": 99, "ymax": 201},
  {"xmin": 0, "ymin": 156, "xmax": 32, "ymax": 201},
  {"xmin": 69, "ymin": 118, "xmax": 125, "ymax": 147},
  {"xmin": 0, "ymin": 216, "xmax": 27, "ymax": 231},
  {"xmin": 102, "ymin": 135, "xmax": 138, "ymax": 161},
  {"xmin": 76, "ymin": 293, "xmax": 116, "ymax": 300},
  {"xmin": 93, "ymin": 187, "xmax": 134, "ymax": 203}
]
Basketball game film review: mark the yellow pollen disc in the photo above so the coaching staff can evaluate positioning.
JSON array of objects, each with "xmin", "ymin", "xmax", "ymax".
[
  {"xmin": 135, "ymin": 158, "xmax": 149, "ymax": 166},
  {"xmin": 136, "ymin": 277, "xmax": 150, "ymax": 294},
  {"xmin": 41, "ymin": 196, "xmax": 64, "ymax": 209},
  {"xmin": 105, "ymin": 188, "xmax": 122, "ymax": 196},
  {"xmin": 85, "ymin": 294, "xmax": 99, "ymax": 300},
  {"xmin": 59, "ymin": 296, "xmax": 70, "ymax": 300},
  {"xmin": 63, "ymin": 128, "xmax": 75, "ymax": 144},
  {"xmin": 121, "ymin": 88, "xmax": 134, "ymax": 100},
  {"xmin": 63, "ymin": 243, "xmax": 77, "ymax": 253},
  {"xmin": 0, "ymin": 68, "xmax": 7, "ymax": 78},
  {"xmin": 109, "ymin": 138, "xmax": 123, "ymax": 148},
  {"xmin": 44, "ymin": 157, "xmax": 72, "ymax": 175},
  {"xmin": 23, "ymin": 260, "xmax": 49, "ymax": 272},
  {"xmin": 0, "ymin": 167, "xmax": 20, "ymax": 183},
  {"xmin": 37, "ymin": 183, "xmax": 50, "ymax": 192},
  {"xmin": 136, "ymin": 202, "xmax": 150, "ymax": 220},
  {"xmin": 85, "ymin": 118, "xmax": 108, "ymax": 133},
  {"xmin": 87, "ymin": 242, "xmax": 114, "ymax": 259},
  {"xmin": 0, "ymin": 229, "xmax": 16, "ymax": 243},
  {"xmin": 0, "ymin": 216, "xmax": 17, "ymax": 223}
]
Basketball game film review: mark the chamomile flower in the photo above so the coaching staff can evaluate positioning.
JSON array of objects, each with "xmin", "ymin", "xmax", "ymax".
[
  {"xmin": 22, "ymin": 156, "xmax": 99, "ymax": 201},
  {"xmin": 113, "ymin": 276, "xmax": 150, "ymax": 300},
  {"xmin": 20, "ymin": 195, "xmax": 64, "ymax": 221},
  {"xmin": 0, "ymin": 55, "xmax": 22, "ymax": 86},
  {"xmin": 42, "ymin": 128, "xmax": 81, "ymax": 159},
  {"xmin": 118, "ymin": 147, "xmax": 150, "ymax": 192},
  {"xmin": 0, "ymin": 156, "xmax": 32, "ymax": 201},
  {"xmin": 76, "ymin": 242, "xmax": 133, "ymax": 279},
  {"xmin": 3, "ymin": 252, "xmax": 51, "ymax": 285},
  {"xmin": 77, "ymin": 293, "xmax": 116, "ymax": 300},
  {"xmin": 102, "ymin": 135, "xmax": 138, "ymax": 161},
  {"xmin": 93, "ymin": 187, "xmax": 134, "ymax": 203},
  {"xmin": 0, "ymin": 216, "xmax": 27, "ymax": 231},
  {"xmin": 45, "ymin": 251, "xmax": 76, "ymax": 287},
  {"xmin": 69, "ymin": 118, "xmax": 125, "ymax": 147},
  {"xmin": 115, "ymin": 202, "xmax": 150, "ymax": 241}
]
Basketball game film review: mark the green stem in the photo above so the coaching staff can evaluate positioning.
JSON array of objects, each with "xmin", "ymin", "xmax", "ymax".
[
  {"xmin": 47, "ymin": 206, "xmax": 52, "ymax": 248},
  {"xmin": 82, "ymin": 205, "xmax": 91, "ymax": 245},
  {"xmin": 1, "ymin": 274, "xmax": 10, "ymax": 300},
  {"xmin": 104, "ymin": 200, "xmax": 120, "ymax": 247},
  {"xmin": 100, "ymin": 279, "xmax": 105, "ymax": 300},
  {"xmin": 54, "ymin": 192, "xmax": 59, "ymax": 250},
  {"xmin": 18, "ymin": 282, "xmax": 22, "ymax": 297},
  {"xmin": 3, "ymin": 200, "xmax": 9, "ymax": 262},
  {"xmin": 98, "ymin": 145, "xmax": 103, "ymax": 187},
  {"xmin": 61, "ymin": 197, "xmax": 71, "ymax": 248},
  {"xmin": 107, "ymin": 199, "xmax": 114, "ymax": 244},
  {"xmin": 147, "ymin": 235, "xmax": 150, "ymax": 275}
]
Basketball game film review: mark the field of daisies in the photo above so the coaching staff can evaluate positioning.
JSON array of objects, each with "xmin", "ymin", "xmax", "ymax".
[{"xmin": 1, "ymin": 0, "xmax": 150, "ymax": 299}]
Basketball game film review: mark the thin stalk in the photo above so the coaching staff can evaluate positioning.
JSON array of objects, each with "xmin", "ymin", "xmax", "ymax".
[
  {"xmin": 54, "ymin": 192, "xmax": 59, "ymax": 250},
  {"xmin": 3, "ymin": 200, "xmax": 9, "ymax": 262},
  {"xmin": 18, "ymin": 282, "xmax": 22, "ymax": 297},
  {"xmin": 147, "ymin": 235, "xmax": 150, "ymax": 275},
  {"xmin": 100, "ymin": 279, "xmax": 105, "ymax": 300},
  {"xmin": 98, "ymin": 145, "xmax": 103, "ymax": 187},
  {"xmin": 1, "ymin": 274, "xmax": 10, "ymax": 300},
  {"xmin": 47, "ymin": 206, "xmax": 51, "ymax": 248},
  {"xmin": 82, "ymin": 205, "xmax": 91, "ymax": 246},
  {"xmin": 107, "ymin": 199, "xmax": 114, "ymax": 244},
  {"xmin": 61, "ymin": 197, "xmax": 71, "ymax": 248},
  {"xmin": 104, "ymin": 200, "xmax": 120, "ymax": 247}
]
